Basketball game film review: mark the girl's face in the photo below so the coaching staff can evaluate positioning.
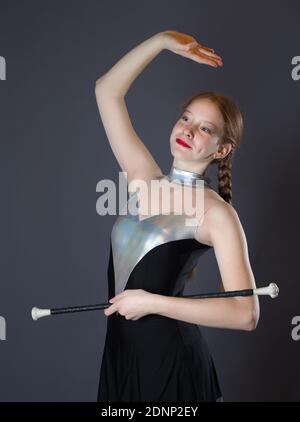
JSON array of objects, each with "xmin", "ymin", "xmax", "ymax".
[{"xmin": 170, "ymin": 98, "xmax": 225, "ymax": 163}]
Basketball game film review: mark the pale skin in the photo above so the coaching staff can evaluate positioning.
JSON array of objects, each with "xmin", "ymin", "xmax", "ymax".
[{"xmin": 95, "ymin": 30, "xmax": 260, "ymax": 331}]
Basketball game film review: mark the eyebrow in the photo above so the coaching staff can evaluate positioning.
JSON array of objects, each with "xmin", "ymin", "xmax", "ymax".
[{"xmin": 184, "ymin": 109, "xmax": 218, "ymax": 129}]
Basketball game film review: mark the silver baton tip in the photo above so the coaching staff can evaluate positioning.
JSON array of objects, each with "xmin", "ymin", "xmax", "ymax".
[
  {"xmin": 269, "ymin": 282, "xmax": 279, "ymax": 298},
  {"xmin": 31, "ymin": 307, "xmax": 51, "ymax": 321},
  {"xmin": 253, "ymin": 283, "xmax": 279, "ymax": 298}
]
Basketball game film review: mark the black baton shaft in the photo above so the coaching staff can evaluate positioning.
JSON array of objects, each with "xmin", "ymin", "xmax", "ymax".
[{"xmin": 50, "ymin": 288, "xmax": 254, "ymax": 315}]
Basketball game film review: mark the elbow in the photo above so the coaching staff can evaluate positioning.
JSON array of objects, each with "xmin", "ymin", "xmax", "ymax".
[
  {"xmin": 244, "ymin": 317, "xmax": 258, "ymax": 331},
  {"xmin": 95, "ymin": 76, "xmax": 108, "ymax": 94},
  {"xmin": 95, "ymin": 78, "xmax": 119, "ymax": 99},
  {"xmin": 95, "ymin": 79, "xmax": 103, "ymax": 95},
  {"xmin": 243, "ymin": 308, "xmax": 260, "ymax": 331}
]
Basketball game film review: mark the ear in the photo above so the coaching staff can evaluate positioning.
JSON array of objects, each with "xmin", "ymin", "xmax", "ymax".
[{"xmin": 215, "ymin": 143, "xmax": 233, "ymax": 160}]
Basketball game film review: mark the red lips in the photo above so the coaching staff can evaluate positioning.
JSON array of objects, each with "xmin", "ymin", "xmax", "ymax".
[{"xmin": 176, "ymin": 138, "xmax": 192, "ymax": 149}]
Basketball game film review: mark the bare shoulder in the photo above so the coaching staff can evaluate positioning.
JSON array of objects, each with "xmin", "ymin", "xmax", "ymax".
[
  {"xmin": 206, "ymin": 197, "xmax": 239, "ymax": 225},
  {"xmin": 204, "ymin": 197, "xmax": 246, "ymax": 249},
  {"xmin": 195, "ymin": 189, "xmax": 241, "ymax": 247}
]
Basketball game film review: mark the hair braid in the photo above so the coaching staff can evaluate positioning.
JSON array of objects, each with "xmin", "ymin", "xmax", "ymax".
[{"xmin": 216, "ymin": 149, "xmax": 234, "ymax": 205}]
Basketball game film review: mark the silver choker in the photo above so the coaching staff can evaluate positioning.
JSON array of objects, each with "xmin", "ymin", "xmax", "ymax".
[{"xmin": 167, "ymin": 166, "xmax": 211, "ymax": 187}]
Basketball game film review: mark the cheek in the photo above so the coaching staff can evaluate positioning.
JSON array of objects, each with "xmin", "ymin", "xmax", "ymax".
[
  {"xmin": 172, "ymin": 122, "xmax": 182, "ymax": 132},
  {"xmin": 170, "ymin": 126, "xmax": 180, "ymax": 141},
  {"xmin": 193, "ymin": 135, "xmax": 216, "ymax": 152},
  {"xmin": 210, "ymin": 135, "xmax": 220, "ymax": 146}
]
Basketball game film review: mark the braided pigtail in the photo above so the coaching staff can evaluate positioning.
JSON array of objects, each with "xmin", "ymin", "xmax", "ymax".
[{"xmin": 216, "ymin": 149, "xmax": 234, "ymax": 205}]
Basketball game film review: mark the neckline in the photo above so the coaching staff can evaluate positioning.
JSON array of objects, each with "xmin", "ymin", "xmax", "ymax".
[
  {"xmin": 128, "ymin": 190, "xmax": 199, "ymax": 227},
  {"xmin": 167, "ymin": 166, "xmax": 211, "ymax": 188}
]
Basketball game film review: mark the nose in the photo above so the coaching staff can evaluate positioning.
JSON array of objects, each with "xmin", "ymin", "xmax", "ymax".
[{"xmin": 183, "ymin": 127, "xmax": 193, "ymax": 138}]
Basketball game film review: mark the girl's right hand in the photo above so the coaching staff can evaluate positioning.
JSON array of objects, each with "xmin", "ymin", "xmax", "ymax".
[{"xmin": 160, "ymin": 30, "xmax": 223, "ymax": 68}]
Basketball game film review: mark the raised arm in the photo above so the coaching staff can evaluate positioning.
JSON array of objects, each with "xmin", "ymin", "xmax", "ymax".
[
  {"xmin": 94, "ymin": 32, "xmax": 166, "ymax": 184},
  {"xmin": 94, "ymin": 31, "xmax": 222, "ymax": 185},
  {"xmin": 95, "ymin": 32, "xmax": 165, "ymax": 96}
]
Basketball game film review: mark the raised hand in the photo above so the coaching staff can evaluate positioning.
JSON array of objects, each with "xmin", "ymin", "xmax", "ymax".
[{"xmin": 161, "ymin": 29, "xmax": 223, "ymax": 68}]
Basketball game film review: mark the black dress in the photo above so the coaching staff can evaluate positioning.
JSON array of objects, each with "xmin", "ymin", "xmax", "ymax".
[{"xmin": 97, "ymin": 183, "xmax": 223, "ymax": 402}]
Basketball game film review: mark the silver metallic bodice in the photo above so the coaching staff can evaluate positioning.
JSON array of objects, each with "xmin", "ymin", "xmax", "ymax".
[
  {"xmin": 111, "ymin": 191, "xmax": 198, "ymax": 296},
  {"xmin": 111, "ymin": 191, "xmax": 212, "ymax": 296}
]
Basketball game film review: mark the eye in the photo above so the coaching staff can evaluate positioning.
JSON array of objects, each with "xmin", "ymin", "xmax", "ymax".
[
  {"xmin": 181, "ymin": 116, "xmax": 213, "ymax": 134},
  {"xmin": 201, "ymin": 127, "xmax": 211, "ymax": 134}
]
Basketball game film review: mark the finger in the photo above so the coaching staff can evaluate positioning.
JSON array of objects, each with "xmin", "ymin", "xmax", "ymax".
[
  {"xmin": 198, "ymin": 44, "xmax": 215, "ymax": 53},
  {"xmin": 189, "ymin": 42, "xmax": 215, "ymax": 54},
  {"xmin": 191, "ymin": 45, "xmax": 222, "ymax": 62},
  {"xmin": 189, "ymin": 49, "xmax": 219, "ymax": 64},
  {"xmin": 198, "ymin": 47, "xmax": 222, "ymax": 60},
  {"xmin": 190, "ymin": 44, "xmax": 220, "ymax": 57},
  {"xmin": 199, "ymin": 53, "xmax": 223, "ymax": 66},
  {"xmin": 209, "ymin": 56, "xmax": 223, "ymax": 66},
  {"xmin": 192, "ymin": 53, "xmax": 220, "ymax": 67},
  {"xmin": 109, "ymin": 293, "xmax": 123, "ymax": 303},
  {"xmin": 198, "ymin": 50, "xmax": 223, "ymax": 66},
  {"xmin": 104, "ymin": 304, "xmax": 117, "ymax": 316}
]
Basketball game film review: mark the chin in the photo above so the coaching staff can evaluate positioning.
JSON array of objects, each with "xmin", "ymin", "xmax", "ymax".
[{"xmin": 170, "ymin": 145, "xmax": 192, "ymax": 159}]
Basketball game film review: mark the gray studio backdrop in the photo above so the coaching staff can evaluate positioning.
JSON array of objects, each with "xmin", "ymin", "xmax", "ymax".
[{"xmin": 1, "ymin": 0, "xmax": 300, "ymax": 402}]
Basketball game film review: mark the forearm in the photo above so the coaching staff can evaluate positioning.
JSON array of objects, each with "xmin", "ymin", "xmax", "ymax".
[
  {"xmin": 151, "ymin": 294, "xmax": 259, "ymax": 331},
  {"xmin": 95, "ymin": 32, "xmax": 165, "ymax": 97}
]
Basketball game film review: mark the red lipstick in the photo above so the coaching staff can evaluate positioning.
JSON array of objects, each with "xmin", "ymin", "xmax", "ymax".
[{"xmin": 176, "ymin": 138, "xmax": 192, "ymax": 149}]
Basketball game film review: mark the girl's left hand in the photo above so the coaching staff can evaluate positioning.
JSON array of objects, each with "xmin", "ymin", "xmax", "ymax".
[{"xmin": 104, "ymin": 289, "xmax": 157, "ymax": 321}]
